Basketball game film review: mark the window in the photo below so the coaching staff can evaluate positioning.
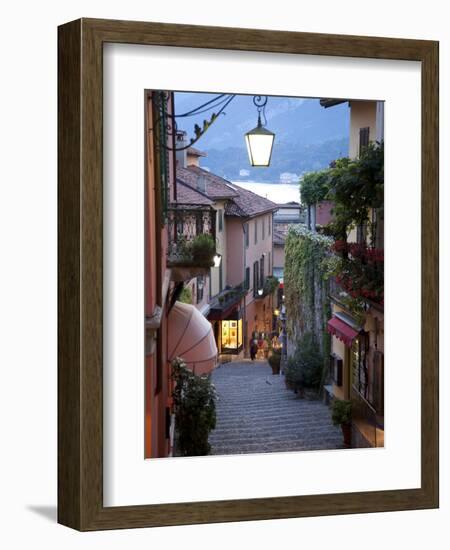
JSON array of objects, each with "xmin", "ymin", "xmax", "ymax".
[
  {"xmin": 268, "ymin": 215, "xmax": 271, "ymax": 236},
  {"xmin": 253, "ymin": 261, "xmax": 259, "ymax": 297},
  {"xmin": 254, "ymin": 220, "xmax": 258, "ymax": 244},
  {"xmin": 356, "ymin": 223, "xmax": 367, "ymax": 244},
  {"xmin": 218, "ymin": 209, "xmax": 224, "ymax": 232},
  {"xmin": 196, "ymin": 277, "xmax": 204, "ymax": 304},
  {"xmin": 260, "ymin": 256, "xmax": 265, "ymax": 288},
  {"xmin": 221, "ymin": 319, "xmax": 243, "ymax": 352},
  {"xmin": 268, "ymin": 251, "xmax": 271, "ymax": 274},
  {"xmin": 359, "ymin": 126, "xmax": 370, "ymax": 156},
  {"xmin": 371, "ymin": 351, "xmax": 384, "ymax": 414},
  {"xmin": 351, "ymin": 333, "xmax": 369, "ymax": 399},
  {"xmin": 245, "ymin": 267, "xmax": 250, "ymax": 290},
  {"xmin": 330, "ymin": 354, "xmax": 343, "ymax": 386},
  {"xmin": 262, "ymin": 217, "xmax": 265, "ymax": 240},
  {"xmin": 244, "ymin": 223, "xmax": 249, "ymax": 248}
]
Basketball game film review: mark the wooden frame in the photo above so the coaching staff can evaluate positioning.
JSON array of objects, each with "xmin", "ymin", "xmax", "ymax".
[{"xmin": 58, "ymin": 18, "xmax": 439, "ymax": 531}]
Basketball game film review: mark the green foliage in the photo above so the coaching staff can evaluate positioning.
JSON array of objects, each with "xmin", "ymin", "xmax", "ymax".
[
  {"xmin": 331, "ymin": 399, "xmax": 352, "ymax": 426},
  {"xmin": 284, "ymin": 357, "xmax": 302, "ymax": 389},
  {"xmin": 326, "ymin": 142, "xmax": 384, "ymax": 239},
  {"xmin": 264, "ymin": 275, "xmax": 279, "ymax": 295},
  {"xmin": 284, "ymin": 226, "xmax": 332, "ymax": 390},
  {"xmin": 190, "ymin": 233, "xmax": 216, "ymax": 262},
  {"xmin": 300, "ymin": 169, "xmax": 331, "ymax": 205},
  {"xmin": 176, "ymin": 235, "xmax": 193, "ymax": 260},
  {"xmin": 286, "ymin": 333, "xmax": 323, "ymax": 390},
  {"xmin": 178, "ymin": 286, "xmax": 193, "ymax": 304},
  {"xmin": 171, "ymin": 358, "xmax": 217, "ymax": 456},
  {"xmin": 284, "ymin": 225, "xmax": 332, "ymax": 337}
]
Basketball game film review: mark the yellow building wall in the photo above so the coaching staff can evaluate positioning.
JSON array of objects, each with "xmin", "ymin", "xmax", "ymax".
[
  {"xmin": 349, "ymin": 100, "xmax": 377, "ymax": 159},
  {"xmin": 330, "ymin": 303, "xmax": 352, "ymax": 400}
]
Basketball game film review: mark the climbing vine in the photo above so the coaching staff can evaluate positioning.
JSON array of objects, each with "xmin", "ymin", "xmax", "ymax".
[
  {"xmin": 300, "ymin": 169, "xmax": 331, "ymax": 205},
  {"xmin": 284, "ymin": 225, "xmax": 333, "ymax": 352}
]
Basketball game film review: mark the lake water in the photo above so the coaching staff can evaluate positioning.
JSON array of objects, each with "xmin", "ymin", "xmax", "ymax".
[{"xmin": 231, "ymin": 181, "xmax": 300, "ymax": 204}]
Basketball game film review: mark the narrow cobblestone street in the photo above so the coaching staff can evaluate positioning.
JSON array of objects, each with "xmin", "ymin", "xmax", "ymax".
[{"xmin": 209, "ymin": 360, "xmax": 343, "ymax": 455}]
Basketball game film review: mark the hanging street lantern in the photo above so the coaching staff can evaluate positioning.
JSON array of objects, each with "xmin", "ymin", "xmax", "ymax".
[{"xmin": 245, "ymin": 96, "xmax": 275, "ymax": 167}]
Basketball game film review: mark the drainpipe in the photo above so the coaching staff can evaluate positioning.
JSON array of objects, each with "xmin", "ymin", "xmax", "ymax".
[
  {"xmin": 310, "ymin": 204, "xmax": 317, "ymax": 233},
  {"xmin": 175, "ymin": 131, "xmax": 187, "ymax": 168}
]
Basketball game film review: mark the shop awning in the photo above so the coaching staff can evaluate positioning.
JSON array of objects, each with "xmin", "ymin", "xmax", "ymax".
[
  {"xmin": 327, "ymin": 316, "xmax": 359, "ymax": 347},
  {"xmin": 168, "ymin": 301, "xmax": 218, "ymax": 375}
]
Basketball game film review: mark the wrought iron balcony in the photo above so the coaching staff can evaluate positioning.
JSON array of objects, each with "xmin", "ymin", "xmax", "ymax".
[
  {"xmin": 351, "ymin": 389, "xmax": 384, "ymax": 448},
  {"xmin": 167, "ymin": 204, "xmax": 217, "ymax": 270},
  {"xmin": 209, "ymin": 283, "xmax": 247, "ymax": 320},
  {"xmin": 329, "ymin": 275, "xmax": 383, "ymax": 312},
  {"xmin": 329, "ymin": 276, "xmax": 349, "ymax": 305},
  {"xmin": 254, "ymin": 275, "xmax": 279, "ymax": 299}
]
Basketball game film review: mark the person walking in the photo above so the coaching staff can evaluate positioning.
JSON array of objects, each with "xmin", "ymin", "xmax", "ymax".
[{"xmin": 250, "ymin": 340, "xmax": 257, "ymax": 361}]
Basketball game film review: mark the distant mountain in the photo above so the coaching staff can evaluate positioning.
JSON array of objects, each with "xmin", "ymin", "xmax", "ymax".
[{"xmin": 174, "ymin": 93, "xmax": 349, "ymax": 182}]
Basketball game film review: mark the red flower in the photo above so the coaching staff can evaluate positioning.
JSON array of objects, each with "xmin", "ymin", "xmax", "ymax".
[{"xmin": 333, "ymin": 240, "xmax": 348, "ymax": 253}]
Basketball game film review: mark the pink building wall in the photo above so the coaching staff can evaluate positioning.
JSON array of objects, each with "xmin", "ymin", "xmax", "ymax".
[
  {"xmin": 223, "ymin": 212, "xmax": 275, "ymax": 354},
  {"xmin": 226, "ymin": 218, "xmax": 245, "ymax": 286},
  {"xmin": 273, "ymin": 243, "xmax": 285, "ymax": 269}
]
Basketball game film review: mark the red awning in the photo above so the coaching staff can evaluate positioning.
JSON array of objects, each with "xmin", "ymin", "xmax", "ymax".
[{"xmin": 327, "ymin": 317, "xmax": 359, "ymax": 347}]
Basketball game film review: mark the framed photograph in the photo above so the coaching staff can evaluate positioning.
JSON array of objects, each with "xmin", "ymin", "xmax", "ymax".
[{"xmin": 58, "ymin": 18, "xmax": 438, "ymax": 531}]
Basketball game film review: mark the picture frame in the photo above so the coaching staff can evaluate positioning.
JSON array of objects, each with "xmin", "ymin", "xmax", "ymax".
[{"xmin": 58, "ymin": 18, "xmax": 439, "ymax": 531}]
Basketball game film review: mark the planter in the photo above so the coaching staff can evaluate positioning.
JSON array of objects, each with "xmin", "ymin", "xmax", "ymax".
[
  {"xmin": 268, "ymin": 352, "xmax": 281, "ymax": 375},
  {"xmin": 191, "ymin": 253, "xmax": 214, "ymax": 265},
  {"xmin": 341, "ymin": 423, "xmax": 352, "ymax": 448},
  {"xmin": 270, "ymin": 364, "xmax": 281, "ymax": 375}
]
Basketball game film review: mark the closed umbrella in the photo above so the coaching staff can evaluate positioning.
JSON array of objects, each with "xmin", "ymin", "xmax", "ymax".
[{"xmin": 168, "ymin": 301, "xmax": 218, "ymax": 375}]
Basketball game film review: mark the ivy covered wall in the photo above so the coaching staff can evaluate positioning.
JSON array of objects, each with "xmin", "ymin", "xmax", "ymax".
[{"xmin": 284, "ymin": 225, "xmax": 333, "ymax": 359}]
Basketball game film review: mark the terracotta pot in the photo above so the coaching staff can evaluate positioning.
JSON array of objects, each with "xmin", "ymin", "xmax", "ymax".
[{"xmin": 341, "ymin": 423, "xmax": 352, "ymax": 447}]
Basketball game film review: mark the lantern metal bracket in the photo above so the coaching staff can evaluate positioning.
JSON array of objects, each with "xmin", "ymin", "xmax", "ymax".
[
  {"xmin": 253, "ymin": 95, "xmax": 268, "ymax": 127},
  {"xmin": 150, "ymin": 91, "xmax": 236, "ymax": 152}
]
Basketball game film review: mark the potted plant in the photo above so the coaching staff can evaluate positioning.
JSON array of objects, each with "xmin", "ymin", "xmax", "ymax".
[
  {"xmin": 263, "ymin": 275, "xmax": 279, "ymax": 295},
  {"xmin": 286, "ymin": 333, "xmax": 322, "ymax": 399},
  {"xmin": 190, "ymin": 234, "xmax": 216, "ymax": 265},
  {"xmin": 171, "ymin": 358, "xmax": 217, "ymax": 456},
  {"xmin": 268, "ymin": 349, "xmax": 281, "ymax": 375},
  {"xmin": 284, "ymin": 357, "xmax": 301, "ymax": 391},
  {"xmin": 331, "ymin": 399, "xmax": 352, "ymax": 447}
]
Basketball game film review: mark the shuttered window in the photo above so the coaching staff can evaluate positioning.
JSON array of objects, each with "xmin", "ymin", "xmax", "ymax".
[
  {"xmin": 253, "ymin": 261, "xmax": 259, "ymax": 297},
  {"xmin": 359, "ymin": 126, "xmax": 370, "ymax": 155},
  {"xmin": 245, "ymin": 267, "xmax": 250, "ymax": 290}
]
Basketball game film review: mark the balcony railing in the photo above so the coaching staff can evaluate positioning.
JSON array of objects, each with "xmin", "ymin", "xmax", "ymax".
[
  {"xmin": 167, "ymin": 204, "xmax": 216, "ymax": 268},
  {"xmin": 329, "ymin": 275, "xmax": 383, "ymax": 312},
  {"xmin": 210, "ymin": 283, "xmax": 247, "ymax": 316},
  {"xmin": 329, "ymin": 276, "xmax": 349, "ymax": 304},
  {"xmin": 255, "ymin": 275, "xmax": 279, "ymax": 299},
  {"xmin": 351, "ymin": 389, "xmax": 384, "ymax": 448}
]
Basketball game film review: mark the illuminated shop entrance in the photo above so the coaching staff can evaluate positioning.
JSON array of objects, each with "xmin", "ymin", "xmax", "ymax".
[{"xmin": 220, "ymin": 319, "xmax": 243, "ymax": 354}]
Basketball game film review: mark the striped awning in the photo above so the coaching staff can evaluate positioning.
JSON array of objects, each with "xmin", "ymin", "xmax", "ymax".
[
  {"xmin": 168, "ymin": 301, "xmax": 218, "ymax": 375},
  {"xmin": 327, "ymin": 317, "xmax": 359, "ymax": 347}
]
